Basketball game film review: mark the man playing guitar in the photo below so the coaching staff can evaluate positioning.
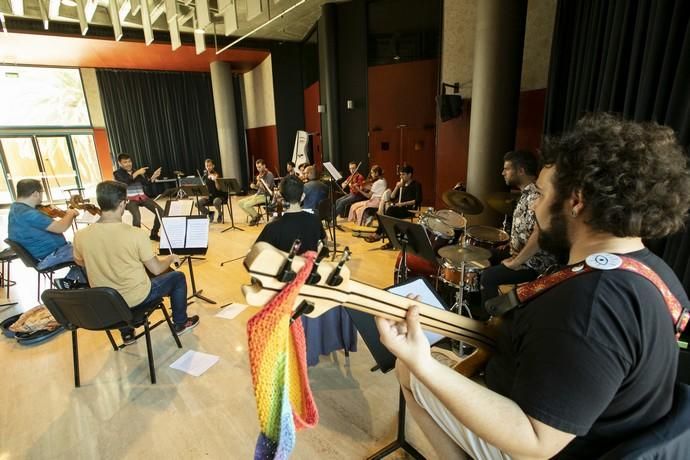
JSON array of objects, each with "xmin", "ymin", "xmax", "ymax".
[{"xmin": 376, "ymin": 114, "xmax": 690, "ymax": 458}]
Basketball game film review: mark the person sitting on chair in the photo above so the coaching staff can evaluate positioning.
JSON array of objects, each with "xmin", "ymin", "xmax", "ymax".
[
  {"xmin": 196, "ymin": 158, "xmax": 225, "ymax": 223},
  {"xmin": 286, "ymin": 161, "xmax": 297, "ymax": 176},
  {"xmin": 113, "ymin": 153, "xmax": 164, "ymax": 241},
  {"xmin": 239, "ymin": 159, "xmax": 274, "ymax": 226},
  {"xmin": 375, "ymin": 114, "xmax": 690, "ymax": 459},
  {"xmin": 73, "ymin": 180, "xmax": 199, "ymax": 345},
  {"xmin": 480, "ymin": 150, "xmax": 559, "ymax": 307},
  {"xmin": 365, "ymin": 165, "xmax": 422, "ymax": 247},
  {"xmin": 302, "ymin": 166, "xmax": 328, "ymax": 212},
  {"xmin": 347, "ymin": 165, "xmax": 387, "ymax": 226},
  {"xmin": 335, "ymin": 161, "xmax": 366, "ymax": 218},
  {"xmin": 7, "ymin": 178, "xmax": 86, "ymax": 285}
]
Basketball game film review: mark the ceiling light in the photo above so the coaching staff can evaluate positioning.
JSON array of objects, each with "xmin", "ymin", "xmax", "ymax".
[{"xmin": 216, "ymin": 0, "xmax": 306, "ymax": 53}]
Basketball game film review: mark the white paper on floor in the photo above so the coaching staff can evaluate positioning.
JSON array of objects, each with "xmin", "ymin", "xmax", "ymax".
[
  {"xmin": 169, "ymin": 350, "xmax": 219, "ymax": 377},
  {"xmin": 214, "ymin": 303, "xmax": 248, "ymax": 320}
]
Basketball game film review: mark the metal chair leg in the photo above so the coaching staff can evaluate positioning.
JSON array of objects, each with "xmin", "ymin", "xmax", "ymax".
[
  {"xmin": 72, "ymin": 329, "xmax": 80, "ymax": 388},
  {"xmin": 105, "ymin": 330, "xmax": 119, "ymax": 351},
  {"xmin": 144, "ymin": 320, "xmax": 156, "ymax": 384},
  {"xmin": 159, "ymin": 304, "xmax": 182, "ymax": 348}
]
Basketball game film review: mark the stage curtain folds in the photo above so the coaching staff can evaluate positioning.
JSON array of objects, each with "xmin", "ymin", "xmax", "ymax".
[
  {"xmin": 544, "ymin": 0, "xmax": 690, "ymax": 294},
  {"xmin": 96, "ymin": 69, "xmax": 221, "ymax": 181}
]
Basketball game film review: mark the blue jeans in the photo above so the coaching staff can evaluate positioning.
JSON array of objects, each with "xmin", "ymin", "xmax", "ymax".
[
  {"xmin": 335, "ymin": 193, "xmax": 365, "ymax": 217},
  {"xmin": 134, "ymin": 270, "xmax": 189, "ymax": 325},
  {"xmin": 37, "ymin": 243, "xmax": 87, "ymax": 283}
]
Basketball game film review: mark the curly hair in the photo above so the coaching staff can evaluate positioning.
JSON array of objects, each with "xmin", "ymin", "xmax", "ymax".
[{"xmin": 541, "ymin": 113, "xmax": 690, "ymax": 239}]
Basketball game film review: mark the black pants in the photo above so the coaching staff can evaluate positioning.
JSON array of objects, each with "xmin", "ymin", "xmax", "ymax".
[
  {"xmin": 480, "ymin": 263, "xmax": 538, "ymax": 308},
  {"xmin": 126, "ymin": 198, "xmax": 164, "ymax": 234},
  {"xmin": 375, "ymin": 206, "xmax": 415, "ymax": 235}
]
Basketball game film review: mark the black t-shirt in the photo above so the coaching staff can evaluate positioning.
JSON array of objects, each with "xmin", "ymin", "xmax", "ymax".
[
  {"xmin": 485, "ymin": 249, "xmax": 687, "ymax": 459},
  {"xmin": 391, "ymin": 180, "xmax": 422, "ymax": 209},
  {"xmin": 255, "ymin": 210, "xmax": 326, "ymax": 254}
]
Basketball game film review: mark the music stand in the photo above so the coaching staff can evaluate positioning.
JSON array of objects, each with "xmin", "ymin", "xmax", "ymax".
[
  {"xmin": 217, "ymin": 178, "xmax": 243, "ymax": 233},
  {"xmin": 180, "ymin": 184, "xmax": 208, "ymax": 216},
  {"xmin": 322, "ymin": 162, "xmax": 345, "ymax": 260},
  {"xmin": 364, "ymin": 214, "xmax": 437, "ymax": 459}
]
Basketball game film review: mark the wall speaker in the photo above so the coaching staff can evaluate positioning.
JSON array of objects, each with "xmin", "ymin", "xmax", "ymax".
[{"xmin": 437, "ymin": 94, "xmax": 463, "ymax": 122}]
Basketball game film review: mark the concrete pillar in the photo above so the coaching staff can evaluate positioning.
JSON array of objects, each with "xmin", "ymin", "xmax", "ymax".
[
  {"xmin": 210, "ymin": 61, "xmax": 242, "ymax": 181},
  {"xmin": 466, "ymin": 0, "xmax": 527, "ymax": 225},
  {"xmin": 318, "ymin": 2, "xmax": 340, "ymax": 165}
]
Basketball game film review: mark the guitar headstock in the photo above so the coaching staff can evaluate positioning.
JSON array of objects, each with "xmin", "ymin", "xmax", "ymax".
[{"xmin": 242, "ymin": 241, "xmax": 353, "ymax": 317}]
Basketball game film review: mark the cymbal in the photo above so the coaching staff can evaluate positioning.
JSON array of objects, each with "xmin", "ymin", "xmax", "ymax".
[
  {"xmin": 486, "ymin": 191, "xmax": 519, "ymax": 215},
  {"xmin": 173, "ymin": 170, "xmax": 185, "ymax": 176},
  {"xmin": 438, "ymin": 245, "xmax": 492, "ymax": 265},
  {"xmin": 442, "ymin": 190, "xmax": 484, "ymax": 215}
]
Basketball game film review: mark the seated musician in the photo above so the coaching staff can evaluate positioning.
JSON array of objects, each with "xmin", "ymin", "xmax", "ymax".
[
  {"xmin": 286, "ymin": 161, "xmax": 297, "ymax": 176},
  {"xmin": 196, "ymin": 158, "xmax": 225, "ymax": 223},
  {"xmin": 239, "ymin": 159, "xmax": 274, "ymax": 226},
  {"xmin": 301, "ymin": 166, "xmax": 328, "ymax": 212},
  {"xmin": 7, "ymin": 178, "xmax": 86, "ymax": 285},
  {"xmin": 480, "ymin": 150, "xmax": 558, "ymax": 306},
  {"xmin": 256, "ymin": 175, "xmax": 356, "ymax": 366},
  {"xmin": 334, "ymin": 161, "xmax": 366, "ymax": 218},
  {"xmin": 376, "ymin": 114, "xmax": 690, "ymax": 459},
  {"xmin": 365, "ymin": 165, "xmax": 422, "ymax": 247},
  {"xmin": 297, "ymin": 162, "xmax": 310, "ymax": 182},
  {"xmin": 73, "ymin": 181, "xmax": 199, "ymax": 344},
  {"xmin": 347, "ymin": 165, "xmax": 387, "ymax": 226},
  {"xmin": 113, "ymin": 153, "xmax": 164, "ymax": 241}
]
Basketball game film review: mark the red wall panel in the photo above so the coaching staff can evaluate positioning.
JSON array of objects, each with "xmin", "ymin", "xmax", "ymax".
[
  {"xmin": 93, "ymin": 128, "xmax": 113, "ymax": 180},
  {"xmin": 246, "ymin": 126, "xmax": 279, "ymax": 177}
]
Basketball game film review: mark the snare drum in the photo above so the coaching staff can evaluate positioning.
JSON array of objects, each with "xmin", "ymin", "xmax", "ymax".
[
  {"xmin": 420, "ymin": 215, "xmax": 455, "ymax": 253},
  {"xmin": 466, "ymin": 225, "xmax": 510, "ymax": 250},
  {"xmin": 435, "ymin": 209, "xmax": 467, "ymax": 242},
  {"xmin": 439, "ymin": 259, "xmax": 490, "ymax": 291}
]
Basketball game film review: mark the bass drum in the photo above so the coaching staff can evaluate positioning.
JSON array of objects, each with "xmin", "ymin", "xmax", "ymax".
[
  {"xmin": 420, "ymin": 215, "xmax": 455, "ymax": 254},
  {"xmin": 435, "ymin": 209, "xmax": 466, "ymax": 242}
]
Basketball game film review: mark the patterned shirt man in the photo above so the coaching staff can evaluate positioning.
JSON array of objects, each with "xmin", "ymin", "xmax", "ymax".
[{"xmin": 510, "ymin": 182, "xmax": 558, "ymax": 273}]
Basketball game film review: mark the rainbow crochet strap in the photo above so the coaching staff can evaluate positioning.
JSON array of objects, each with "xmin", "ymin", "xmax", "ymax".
[{"xmin": 247, "ymin": 251, "xmax": 319, "ymax": 460}]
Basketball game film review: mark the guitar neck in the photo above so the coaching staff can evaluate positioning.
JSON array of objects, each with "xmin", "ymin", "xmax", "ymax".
[{"xmin": 341, "ymin": 280, "xmax": 497, "ymax": 350}]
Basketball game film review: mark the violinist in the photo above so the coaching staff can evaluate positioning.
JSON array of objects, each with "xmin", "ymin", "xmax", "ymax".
[
  {"xmin": 239, "ymin": 158, "xmax": 275, "ymax": 226},
  {"xmin": 113, "ymin": 153, "xmax": 164, "ymax": 241},
  {"xmin": 196, "ymin": 159, "xmax": 225, "ymax": 223},
  {"xmin": 7, "ymin": 179, "xmax": 87, "ymax": 285},
  {"xmin": 335, "ymin": 161, "xmax": 366, "ymax": 218},
  {"xmin": 347, "ymin": 165, "xmax": 387, "ymax": 225}
]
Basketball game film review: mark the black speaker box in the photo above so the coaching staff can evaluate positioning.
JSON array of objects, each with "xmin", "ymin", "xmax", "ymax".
[{"xmin": 438, "ymin": 94, "xmax": 463, "ymax": 122}]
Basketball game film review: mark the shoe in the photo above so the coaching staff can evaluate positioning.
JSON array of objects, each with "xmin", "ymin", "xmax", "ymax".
[
  {"xmin": 249, "ymin": 216, "xmax": 261, "ymax": 226},
  {"xmin": 208, "ymin": 211, "xmax": 215, "ymax": 222},
  {"xmin": 216, "ymin": 214, "xmax": 223, "ymax": 223},
  {"xmin": 121, "ymin": 330, "xmax": 137, "ymax": 345},
  {"xmin": 149, "ymin": 232, "xmax": 160, "ymax": 241},
  {"xmin": 174, "ymin": 315, "xmax": 200, "ymax": 335},
  {"xmin": 364, "ymin": 234, "xmax": 382, "ymax": 243},
  {"xmin": 54, "ymin": 278, "xmax": 75, "ymax": 290}
]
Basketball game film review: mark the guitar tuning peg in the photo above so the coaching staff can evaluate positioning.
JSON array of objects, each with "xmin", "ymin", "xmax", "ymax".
[
  {"xmin": 306, "ymin": 243, "xmax": 329, "ymax": 285},
  {"xmin": 278, "ymin": 239, "xmax": 301, "ymax": 283},
  {"xmin": 327, "ymin": 246, "xmax": 351, "ymax": 286},
  {"xmin": 290, "ymin": 300, "xmax": 315, "ymax": 324}
]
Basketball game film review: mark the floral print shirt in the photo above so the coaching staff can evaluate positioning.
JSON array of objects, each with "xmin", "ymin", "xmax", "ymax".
[{"xmin": 511, "ymin": 182, "xmax": 559, "ymax": 273}]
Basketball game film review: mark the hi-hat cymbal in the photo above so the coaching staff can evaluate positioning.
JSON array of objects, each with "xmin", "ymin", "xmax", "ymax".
[
  {"xmin": 438, "ymin": 245, "xmax": 492, "ymax": 265},
  {"xmin": 442, "ymin": 190, "xmax": 484, "ymax": 215},
  {"xmin": 486, "ymin": 191, "xmax": 519, "ymax": 215}
]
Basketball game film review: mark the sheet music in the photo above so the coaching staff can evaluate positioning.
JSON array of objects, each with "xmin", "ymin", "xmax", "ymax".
[
  {"xmin": 160, "ymin": 217, "xmax": 187, "ymax": 249},
  {"xmin": 186, "ymin": 218, "xmax": 209, "ymax": 248},
  {"xmin": 323, "ymin": 161, "xmax": 342, "ymax": 181},
  {"xmin": 387, "ymin": 278, "xmax": 445, "ymax": 346},
  {"xmin": 168, "ymin": 199, "xmax": 193, "ymax": 216}
]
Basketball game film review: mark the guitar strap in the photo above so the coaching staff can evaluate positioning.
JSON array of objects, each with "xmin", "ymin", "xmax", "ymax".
[{"xmin": 484, "ymin": 253, "xmax": 689, "ymax": 339}]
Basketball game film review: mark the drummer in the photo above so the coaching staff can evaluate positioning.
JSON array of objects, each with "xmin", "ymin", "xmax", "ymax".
[
  {"xmin": 480, "ymin": 150, "xmax": 559, "ymax": 306},
  {"xmin": 364, "ymin": 165, "xmax": 422, "ymax": 248}
]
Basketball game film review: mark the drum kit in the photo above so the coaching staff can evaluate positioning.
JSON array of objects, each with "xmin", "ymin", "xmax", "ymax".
[{"xmin": 395, "ymin": 189, "xmax": 517, "ymax": 317}]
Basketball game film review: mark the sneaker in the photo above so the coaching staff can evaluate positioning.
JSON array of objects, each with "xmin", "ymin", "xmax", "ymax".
[
  {"xmin": 249, "ymin": 216, "xmax": 261, "ymax": 226},
  {"xmin": 149, "ymin": 232, "xmax": 160, "ymax": 241},
  {"xmin": 208, "ymin": 211, "xmax": 215, "ymax": 222},
  {"xmin": 54, "ymin": 278, "xmax": 75, "ymax": 290},
  {"xmin": 174, "ymin": 315, "xmax": 200, "ymax": 335},
  {"xmin": 216, "ymin": 214, "xmax": 223, "ymax": 223},
  {"xmin": 121, "ymin": 330, "xmax": 137, "ymax": 345}
]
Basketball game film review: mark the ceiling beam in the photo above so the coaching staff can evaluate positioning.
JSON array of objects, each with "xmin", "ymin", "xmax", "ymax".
[
  {"xmin": 74, "ymin": 0, "xmax": 89, "ymax": 35},
  {"xmin": 37, "ymin": 0, "xmax": 48, "ymax": 29},
  {"xmin": 107, "ymin": 0, "xmax": 122, "ymax": 40},
  {"xmin": 139, "ymin": 0, "xmax": 153, "ymax": 44},
  {"xmin": 9, "ymin": 0, "xmax": 24, "ymax": 16}
]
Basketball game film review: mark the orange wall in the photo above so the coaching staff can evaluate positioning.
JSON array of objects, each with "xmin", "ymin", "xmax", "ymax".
[
  {"xmin": 246, "ymin": 126, "xmax": 280, "ymax": 177},
  {"xmin": 93, "ymin": 128, "xmax": 113, "ymax": 180}
]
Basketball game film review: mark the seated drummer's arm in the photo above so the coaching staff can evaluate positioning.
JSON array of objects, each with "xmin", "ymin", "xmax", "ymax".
[
  {"xmin": 45, "ymin": 209, "xmax": 79, "ymax": 234},
  {"xmin": 508, "ymin": 226, "xmax": 541, "ymax": 267}
]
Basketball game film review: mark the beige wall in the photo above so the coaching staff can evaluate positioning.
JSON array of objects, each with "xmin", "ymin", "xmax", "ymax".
[
  {"xmin": 442, "ymin": 0, "xmax": 557, "ymax": 97},
  {"xmin": 80, "ymin": 68, "xmax": 105, "ymax": 128},
  {"xmin": 242, "ymin": 55, "xmax": 277, "ymax": 129}
]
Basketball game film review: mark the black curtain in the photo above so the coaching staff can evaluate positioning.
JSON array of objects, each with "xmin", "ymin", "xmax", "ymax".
[
  {"xmin": 96, "ymin": 69, "xmax": 221, "ymax": 179},
  {"xmin": 544, "ymin": 0, "xmax": 690, "ymax": 293}
]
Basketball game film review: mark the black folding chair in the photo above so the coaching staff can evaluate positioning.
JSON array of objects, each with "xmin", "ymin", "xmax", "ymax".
[
  {"xmin": 41, "ymin": 287, "xmax": 183, "ymax": 387},
  {"xmin": 5, "ymin": 238, "xmax": 74, "ymax": 301}
]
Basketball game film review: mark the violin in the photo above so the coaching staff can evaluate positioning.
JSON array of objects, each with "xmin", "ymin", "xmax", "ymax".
[
  {"xmin": 36, "ymin": 204, "xmax": 67, "ymax": 218},
  {"xmin": 69, "ymin": 196, "xmax": 102, "ymax": 216}
]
